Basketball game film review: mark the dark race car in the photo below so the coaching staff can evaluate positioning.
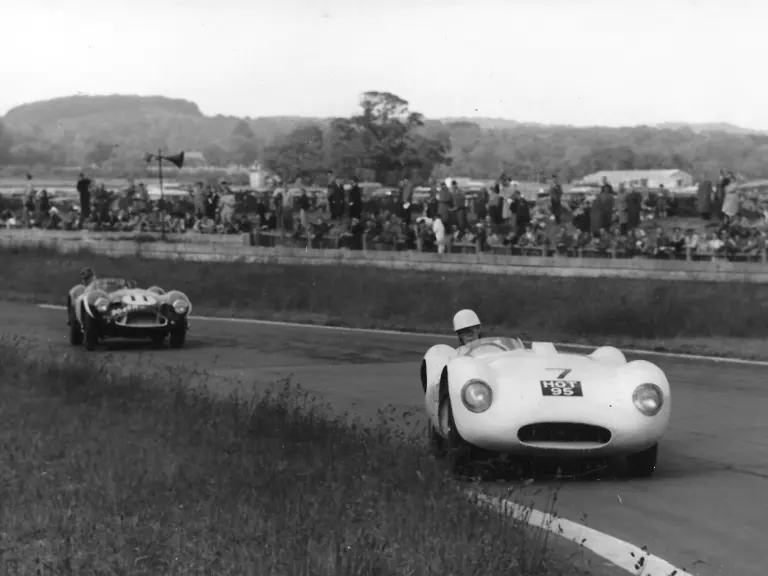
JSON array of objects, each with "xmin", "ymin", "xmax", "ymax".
[{"xmin": 66, "ymin": 276, "xmax": 192, "ymax": 351}]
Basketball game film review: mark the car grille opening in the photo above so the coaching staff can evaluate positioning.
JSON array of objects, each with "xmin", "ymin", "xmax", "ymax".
[
  {"xmin": 518, "ymin": 422, "xmax": 612, "ymax": 445},
  {"xmin": 125, "ymin": 311, "xmax": 160, "ymax": 325}
]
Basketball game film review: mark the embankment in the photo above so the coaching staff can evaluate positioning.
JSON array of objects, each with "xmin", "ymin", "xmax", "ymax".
[{"xmin": 2, "ymin": 243, "xmax": 767, "ymax": 359}]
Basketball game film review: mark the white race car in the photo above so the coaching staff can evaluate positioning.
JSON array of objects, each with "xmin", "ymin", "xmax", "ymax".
[{"xmin": 420, "ymin": 337, "xmax": 671, "ymax": 478}]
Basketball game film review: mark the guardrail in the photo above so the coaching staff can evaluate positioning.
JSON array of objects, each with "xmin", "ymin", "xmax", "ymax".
[{"xmin": 3, "ymin": 229, "xmax": 768, "ymax": 283}]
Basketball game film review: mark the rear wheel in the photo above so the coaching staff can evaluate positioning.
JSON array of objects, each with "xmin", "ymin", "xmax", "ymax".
[
  {"xmin": 68, "ymin": 306, "xmax": 83, "ymax": 346},
  {"xmin": 151, "ymin": 333, "xmax": 166, "ymax": 347},
  {"xmin": 625, "ymin": 443, "xmax": 658, "ymax": 478}
]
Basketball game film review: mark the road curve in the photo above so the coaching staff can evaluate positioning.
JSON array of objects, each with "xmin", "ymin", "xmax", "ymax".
[{"xmin": 1, "ymin": 301, "xmax": 765, "ymax": 576}]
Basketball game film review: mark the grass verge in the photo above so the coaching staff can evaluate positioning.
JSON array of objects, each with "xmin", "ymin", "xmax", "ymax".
[
  {"xmin": 0, "ymin": 338, "xmax": 585, "ymax": 576},
  {"xmin": 2, "ymin": 245, "xmax": 767, "ymax": 359}
]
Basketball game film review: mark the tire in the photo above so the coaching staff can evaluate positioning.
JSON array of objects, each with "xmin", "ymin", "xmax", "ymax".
[
  {"xmin": 151, "ymin": 333, "xmax": 167, "ymax": 347},
  {"xmin": 82, "ymin": 312, "xmax": 99, "ymax": 351},
  {"xmin": 428, "ymin": 398, "xmax": 450, "ymax": 459},
  {"xmin": 68, "ymin": 307, "xmax": 83, "ymax": 346},
  {"xmin": 169, "ymin": 326, "xmax": 186, "ymax": 349},
  {"xmin": 625, "ymin": 443, "xmax": 658, "ymax": 478},
  {"xmin": 443, "ymin": 396, "xmax": 484, "ymax": 478}
]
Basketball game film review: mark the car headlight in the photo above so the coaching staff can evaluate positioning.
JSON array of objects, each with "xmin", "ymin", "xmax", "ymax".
[
  {"xmin": 633, "ymin": 383, "xmax": 664, "ymax": 417},
  {"xmin": 172, "ymin": 299, "xmax": 189, "ymax": 315},
  {"xmin": 461, "ymin": 379, "xmax": 493, "ymax": 413},
  {"xmin": 94, "ymin": 297, "xmax": 109, "ymax": 313}
]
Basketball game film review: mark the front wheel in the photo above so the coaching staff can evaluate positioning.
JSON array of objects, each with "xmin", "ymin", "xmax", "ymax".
[
  {"xmin": 625, "ymin": 443, "xmax": 658, "ymax": 478},
  {"xmin": 82, "ymin": 313, "xmax": 99, "ymax": 351},
  {"xmin": 442, "ymin": 397, "xmax": 485, "ymax": 478},
  {"xmin": 68, "ymin": 307, "xmax": 83, "ymax": 346},
  {"xmin": 169, "ymin": 326, "xmax": 186, "ymax": 349},
  {"xmin": 151, "ymin": 333, "xmax": 166, "ymax": 348}
]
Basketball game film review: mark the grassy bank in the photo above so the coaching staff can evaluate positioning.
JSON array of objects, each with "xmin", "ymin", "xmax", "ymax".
[
  {"xmin": 2, "ymin": 245, "xmax": 767, "ymax": 358},
  {"xmin": 0, "ymin": 338, "xmax": 585, "ymax": 576}
]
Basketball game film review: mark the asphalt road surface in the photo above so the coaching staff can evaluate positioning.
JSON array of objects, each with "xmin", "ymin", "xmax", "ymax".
[{"xmin": 2, "ymin": 302, "xmax": 765, "ymax": 576}]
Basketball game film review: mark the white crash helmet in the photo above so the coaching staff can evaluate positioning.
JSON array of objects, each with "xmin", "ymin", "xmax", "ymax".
[{"xmin": 453, "ymin": 309, "xmax": 481, "ymax": 332}]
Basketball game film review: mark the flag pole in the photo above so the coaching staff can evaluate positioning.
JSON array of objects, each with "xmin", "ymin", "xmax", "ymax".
[{"xmin": 158, "ymin": 148, "xmax": 166, "ymax": 241}]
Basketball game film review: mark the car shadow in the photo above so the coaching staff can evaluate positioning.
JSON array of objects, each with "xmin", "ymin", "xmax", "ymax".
[
  {"xmin": 94, "ymin": 338, "xmax": 206, "ymax": 352},
  {"xmin": 457, "ymin": 454, "xmax": 632, "ymax": 483}
]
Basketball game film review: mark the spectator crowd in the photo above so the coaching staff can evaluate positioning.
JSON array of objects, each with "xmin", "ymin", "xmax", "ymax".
[{"xmin": 2, "ymin": 168, "xmax": 767, "ymax": 263}]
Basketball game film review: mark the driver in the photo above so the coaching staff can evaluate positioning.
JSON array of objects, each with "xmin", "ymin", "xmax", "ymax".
[
  {"xmin": 80, "ymin": 267, "xmax": 97, "ymax": 285},
  {"xmin": 453, "ymin": 309, "xmax": 482, "ymax": 346}
]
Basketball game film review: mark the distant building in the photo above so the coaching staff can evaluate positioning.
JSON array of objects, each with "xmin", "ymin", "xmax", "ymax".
[
  {"xmin": 581, "ymin": 169, "xmax": 694, "ymax": 190},
  {"xmin": 183, "ymin": 151, "xmax": 208, "ymax": 169}
]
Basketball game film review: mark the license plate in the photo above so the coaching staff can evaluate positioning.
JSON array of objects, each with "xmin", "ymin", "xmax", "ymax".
[{"xmin": 540, "ymin": 380, "xmax": 583, "ymax": 397}]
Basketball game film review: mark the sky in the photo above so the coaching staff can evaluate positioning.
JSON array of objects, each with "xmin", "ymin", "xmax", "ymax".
[{"xmin": 2, "ymin": 0, "xmax": 767, "ymax": 129}]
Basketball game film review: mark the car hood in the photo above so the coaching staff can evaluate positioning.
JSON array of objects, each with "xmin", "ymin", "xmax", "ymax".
[
  {"xmin": 485, "ymin": 351, "xmax": 619, "ymax": 391},
  {"xmin": 105, "ymin": 289, "xmax": 166, "ymax": 307},
  {"xmin": 470, "ymin": 351, "xmax": 631, "ymax": 419}
]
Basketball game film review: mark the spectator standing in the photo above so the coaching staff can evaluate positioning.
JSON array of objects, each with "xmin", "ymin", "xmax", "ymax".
[
  {"xmin": 298, "ymin": 187, "xmax": 310, "ymax": 232},
  {"xmin": 697, "ymin": 179, "xmax": 713, "ymax": 221},
  {"xmin": 590, "ymin": 195, "xmax": 603, "ymax": 237},
  {"xmin": 76, "ymin": 172, "xmax": 92, "ymax": 223},
  {"xmin": 219, "ymin": 193, "xmax": 236, "ymax": 229},
  {"xmin": 509, "ymin": 188, "xmax": 530, "ymax": 234},
  {"xmin": 598, "ymin": 184, "xmax": 614, "ymax": 231},
  {"xmin": 600, "ymin": 176, "xmax": 614, "ymax": 196},
  {"xmin": 656, "ymin": 185, "xmax": 670, "ymax": 219},
  {"xmin": 715, "ymin": 169, "xmax": 730, "ymax": 218},
  {"xmin": 426, "ymin": 179, "xmax": 438, "ymax": 220},
  {"xmin": 451, "ymin": 180, "xmax": 467, "ymax": 236},
  {"xmin": 437, "ymin": 182, "xmax": 453, "ymax": 235},
  {"xmin": 548, "ymin": 175, "xmax": 563, "ymax": 224},
  {"xmin": 272, "ymin": 188, "xmax": 284, "ymax": 231},
  {"xmin": 432, "ymin": 216, "xmax": 447, "ymax": 254},
  {"xmin": 616, "ymin": 184, "xmax": 629, "ymax": 235},
  {"xmin": 627, "ymin": 187, "xmax": 642, "ymax": 230},
  {"xmin": 348, "ymin": 177, "xmax": 362, "ymax": 220},
  {"xmin": 192, "ymin": 181, "xmax": 206, "ymax": 220},
  {"xmin": 23, "ymin": 174, "xmax": 35, "ymax": 227},
  {"xmin": 722, "ymin": 185, "xmax": 740, "ymax": 226},
  {"xmin": 327, "ymin": 171, "xmax": 344, "ymax": 220},
  {"xmin": 400, "ymin": 176, "xmax": 414, "ymax": 225},
  {"xmin": 38, "ymin": 189, "xmax": 50, "ymax": 222},
  {"xmin": 487, "ymin": 184, "xmax": 503, "ymax": 232}
]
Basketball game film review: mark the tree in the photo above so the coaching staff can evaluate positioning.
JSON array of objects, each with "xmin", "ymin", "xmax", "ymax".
[
  {"xmin": 228, "ymin": 120, "xmax": 261, "ymax": 166},
  {"xmin": 262, "ymin": 124, "xmax": 326, "ymax": 182},
  {"xmin": 328, "ymin": 91, "xmax": 452, "ymax": 184},
  {"xmin": 203, "ymin": 143, "xmax": 230, "ymax": 167},
  {"xmin": 0, "ymin": 121, "xmax": 14, "ymax": 163},
  {"xmin": 84, "ymin": 141, "xmax": 117, "ymax": 167}
]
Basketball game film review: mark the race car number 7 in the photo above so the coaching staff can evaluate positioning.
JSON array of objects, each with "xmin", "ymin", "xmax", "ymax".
[{"xmin": 547, "ymin": 368, "xmax": 572, "ymax": 379}]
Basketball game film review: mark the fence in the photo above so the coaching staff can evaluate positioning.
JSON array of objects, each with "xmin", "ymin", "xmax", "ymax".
[{"xmin": 3, "ymin": 228, "xmax": 768, "ymax": 283}]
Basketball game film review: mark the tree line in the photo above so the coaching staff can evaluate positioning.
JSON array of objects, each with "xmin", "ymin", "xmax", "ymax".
[{"xmin": 3, "ymin": 91, "xmax": 768, "ymax": 183}]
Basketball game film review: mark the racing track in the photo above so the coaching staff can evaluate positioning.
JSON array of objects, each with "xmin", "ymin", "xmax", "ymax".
[{"xmin": 2, "ymin": 301, "xmax": 765, "ymax": 576}]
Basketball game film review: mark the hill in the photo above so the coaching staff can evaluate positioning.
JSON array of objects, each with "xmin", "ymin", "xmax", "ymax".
[{"xmin": 3, "ymin": 93, "xmax": 768, "ymax": 181}]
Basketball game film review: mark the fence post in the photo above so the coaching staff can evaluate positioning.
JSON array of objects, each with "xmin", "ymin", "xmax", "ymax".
[
  {"xmin": 476, "ymin": 238, "xmax": 482, "ymax": 254},
  {"xmin": 686, "ymin": 246, "xmax": 692, "ymax": 261},
  {"xmin": 362, "ymin": 234, "xmax": 368, "ymax": 252},
  {"xmin": 611, "ymin": 245, "xmax": 617, "ymax": 259},
  {"xmin": 762, "ymin": 247, "xmax": 767, "ymax": 264},
  {"xmin": 578, "ymin": 248, "xmax": 583, "ymax": 258}
]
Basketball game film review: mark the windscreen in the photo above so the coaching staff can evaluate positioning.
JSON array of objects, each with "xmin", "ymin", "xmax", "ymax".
[
  {"xmin": 462, "ymin": 337, "xmax": 525, "ymax": 356},
  {"xmin": 92, "ymin": 278, "xmax": 137, "ymax": 292}
]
